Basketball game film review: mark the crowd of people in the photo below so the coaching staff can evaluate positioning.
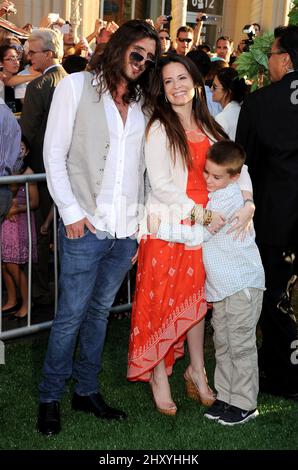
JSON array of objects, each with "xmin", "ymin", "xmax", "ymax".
[{"xmin": 0, "ymin": 0, "xmax": 297, "ymax": 438}]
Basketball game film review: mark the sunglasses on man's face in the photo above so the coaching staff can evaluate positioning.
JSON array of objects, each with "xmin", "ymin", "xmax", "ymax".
[
  {"xmin": 266, "ymin": 50, "xmax": 286, "ymax": 59},
  {"xmin": 177, "ymin": 38, "xmax": 192, "ymax": 43},
  {"xmin": 129, "ymin": 51, "xmax": 155, "ymax": 67}
]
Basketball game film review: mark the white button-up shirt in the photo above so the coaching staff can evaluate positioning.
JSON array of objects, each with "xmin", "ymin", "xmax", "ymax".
[{"xmin": 43, "ymin": 72, "xmax": 145, "ymax": 238}]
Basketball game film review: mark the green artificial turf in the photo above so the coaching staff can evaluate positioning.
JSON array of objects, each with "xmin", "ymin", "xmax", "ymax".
[{"xmin": 0, "ymin": 317, "xmax": 297, "ymax": 451}]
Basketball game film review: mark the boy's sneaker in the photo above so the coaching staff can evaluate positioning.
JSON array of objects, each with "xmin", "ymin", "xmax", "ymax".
[
  {"xmin": 203, "ymin": 399, "xmax": 228, "ymax": 421},
  {"xmin": 218, "ymin": 404, "xmax": 259, "ymax": 426}
]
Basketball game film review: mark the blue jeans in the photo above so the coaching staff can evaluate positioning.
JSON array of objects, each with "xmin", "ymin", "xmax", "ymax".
[{"xmin": 39, "ymin": 224, "xmax": 137, "ymax": 402}]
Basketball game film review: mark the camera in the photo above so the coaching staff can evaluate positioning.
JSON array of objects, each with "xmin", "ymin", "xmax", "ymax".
[
  {"xmin": 196, "ymin": 15, "xmax": 216, "ymax": 22},
  {"xmin": 166, "ymin": 15, "xmax": 172, "ymax": 21},
  {"xmin": 242, "ymin": 24, "xmax": 255, "ymax": 52},
  {"xmin": 243, "ymin": 24, "xmax": 256, "ymax": 36}
]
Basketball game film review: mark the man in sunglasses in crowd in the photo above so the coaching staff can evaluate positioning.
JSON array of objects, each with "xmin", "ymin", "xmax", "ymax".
[
  {"xmin": 37, "ymin": 19, "xmax": 160, "ymax": 436},
  {"xmin": 236, "ymin": 25, "xmax": 298, "ymax": 401},
  {"xmin": 175, "ymin": 26, "xmax": 194, "ymax": 56}
]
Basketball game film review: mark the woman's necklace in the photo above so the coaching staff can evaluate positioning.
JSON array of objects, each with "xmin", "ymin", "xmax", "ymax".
[{"xmin": 185, "ymin": 127, "xmax": 206, "ymax": 142}]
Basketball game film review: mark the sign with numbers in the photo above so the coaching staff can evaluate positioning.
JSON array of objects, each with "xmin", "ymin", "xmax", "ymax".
[
  {"xmin": 187, "ymin": 0, "xmax": 224, "ymax": 16},
  {"xmin": 187, "ymin": 0, "xmax": 224, "ymax": 49}
]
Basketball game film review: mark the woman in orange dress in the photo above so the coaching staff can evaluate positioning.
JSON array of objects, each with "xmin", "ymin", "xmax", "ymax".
[{"xmin": 127, "ymin": 54, "xmax": 229, "ymax": 415}]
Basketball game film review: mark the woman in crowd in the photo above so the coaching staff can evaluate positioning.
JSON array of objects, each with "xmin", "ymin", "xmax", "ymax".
[
  {"xmin": 0, "ymin": 44, "xmax": 39, "ymax": 111},
  {"xmin": 211, "ymin": 67, "xmax": 247, "ymax": 140},
  {"xmin": 1, "ymin": 136, "xmax": 38, "ymax": 321},
  {"xmin": 0, "ymin": 44, "xmax": 23, "ymax": 112},
  {"xmin": 158, "ymin": 29, "xmax": 171, "ymax": 53},
  {"xmin": 127, "ymin": 54, "xmax": 254, "ymax": 415}
]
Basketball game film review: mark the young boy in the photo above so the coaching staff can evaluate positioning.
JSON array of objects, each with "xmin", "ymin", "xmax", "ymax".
[{"xmin": 155, "ymin": 141, "xmax": 265, "ymax": 426}]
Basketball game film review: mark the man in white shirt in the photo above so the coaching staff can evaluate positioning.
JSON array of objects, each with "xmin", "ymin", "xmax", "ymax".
[{"xmin": 37, "ymin": 20, "xmax": 160, "ymax": 437}]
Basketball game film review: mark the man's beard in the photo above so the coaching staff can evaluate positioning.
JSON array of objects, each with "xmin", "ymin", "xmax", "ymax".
[{"xmin": 121, "ymin": 63, "xmax": 144, "ymax": 83}]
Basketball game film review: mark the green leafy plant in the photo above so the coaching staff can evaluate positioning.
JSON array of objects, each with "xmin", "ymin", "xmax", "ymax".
[
  {"xmin": 288, "ymin": 0, "xmax": 298, "ymax": 25},
  {"xmin": 235, "ymin": 31, "xmax": 274, "ymax": 91}
]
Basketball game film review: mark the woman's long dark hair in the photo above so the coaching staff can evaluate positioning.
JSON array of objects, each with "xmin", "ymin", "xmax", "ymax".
[
  {"xmin": 147, "ymin": 54, "xmax": 227, "ymax": 168},
  {"xmin": 0, "ymin": 44, "xmax": 16, "ymax": 63},
  {"xmin": 216, "ymin": 67, "xmax": 248, "ymax": 103},
  {"xmin": 89, "ymin": 19, "xmax": 161, "ymax": 108}
]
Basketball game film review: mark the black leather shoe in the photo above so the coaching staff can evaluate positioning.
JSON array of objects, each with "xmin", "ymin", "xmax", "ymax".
[
  {"xmin": 37, "ymin": 401, "xmax": 61, "ymax": 436},
  {"xmin": 72, "ymin": 392, "xmax": 127, "ymax": 421}
]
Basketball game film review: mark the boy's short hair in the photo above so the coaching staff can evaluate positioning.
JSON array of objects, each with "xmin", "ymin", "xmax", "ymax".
[{"xmin": 207, "ymin": 141, "xmax": 246, "ymax": 176}]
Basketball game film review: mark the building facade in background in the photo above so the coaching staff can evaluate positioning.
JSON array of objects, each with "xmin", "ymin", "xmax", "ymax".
[{"xmin": 11, "ymin": 0, "xmax": 292, "ymax": 50}]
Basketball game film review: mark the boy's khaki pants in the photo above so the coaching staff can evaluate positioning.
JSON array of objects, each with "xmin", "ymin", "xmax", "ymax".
[{"xmin": 211, "ymin": 288, "xmax": 263, "ymax": 410}]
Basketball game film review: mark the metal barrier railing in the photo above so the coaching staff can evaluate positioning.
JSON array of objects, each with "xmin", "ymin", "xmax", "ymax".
[{"xmin": 0, "ymin": 174, "xmax": 132, "ymax": 341}]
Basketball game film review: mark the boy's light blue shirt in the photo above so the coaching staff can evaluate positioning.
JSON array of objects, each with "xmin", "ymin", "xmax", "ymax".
[{"xmin": 157, "ymin": 182, "xmax": 265, "ymax": 302}]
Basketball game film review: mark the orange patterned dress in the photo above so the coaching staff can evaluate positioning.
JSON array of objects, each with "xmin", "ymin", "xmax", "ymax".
[{"xmin": 127, "ymin": 135, "xmax": 210, "ymax": 381}]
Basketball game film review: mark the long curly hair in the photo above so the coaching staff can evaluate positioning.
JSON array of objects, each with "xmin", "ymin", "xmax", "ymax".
[
  {"xmin": 89, "ymin": 19, "xmax": 161, "ymax": 108},
  {"xmin": 147, "ymin": 53, "xmax": 228, "ymax": 168}
]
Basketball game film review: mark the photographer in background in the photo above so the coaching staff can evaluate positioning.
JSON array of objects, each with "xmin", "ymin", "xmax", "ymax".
[
  {"xmin": 252, "ymin": 23, "xmax": 261, "ymax": 36},
  {"xmin": 154, "ymin": 15, "xmax": 172, "ymax": 32},
  {"xmin": 193, "ymin": 12, "xmax": 206, "ymax": 46},
  {"xmin": 242, "ymin": 24, "xmax": 256, "ymax": 52}
]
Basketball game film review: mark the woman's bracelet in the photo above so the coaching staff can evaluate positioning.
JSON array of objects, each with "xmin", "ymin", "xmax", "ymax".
[
  {"xmin": 191, "ymin": 204, "xmax": 203, "ymax": 224},
  {"xmin": 191, "ymin": 205, "xmax": 212, "ymax": 225},
  {"xmin": 203, "ymin": 209, "xmax": 213, "ymax": 226}
]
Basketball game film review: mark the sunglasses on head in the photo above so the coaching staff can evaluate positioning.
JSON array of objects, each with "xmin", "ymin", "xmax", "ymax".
[
  {"xmin": 129, "ymin": 51, "xmax": 155, "ymax": 67},
  {"xmin": 12, "ymin": 45, "xmax": 24, "ymax": 53},
  {"xmin": 178, "ymin": 38, "xmax": 192, "ymax": 43}
]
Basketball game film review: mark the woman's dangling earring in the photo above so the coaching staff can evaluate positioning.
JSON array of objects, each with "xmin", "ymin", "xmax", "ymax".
[
  {"xmin": 194, "ymin": 87, "xmax": 199, "ymax": 100},
  {"xmin": 165, "ymin": 94, "xmax": 169, "ymax": 103}
]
